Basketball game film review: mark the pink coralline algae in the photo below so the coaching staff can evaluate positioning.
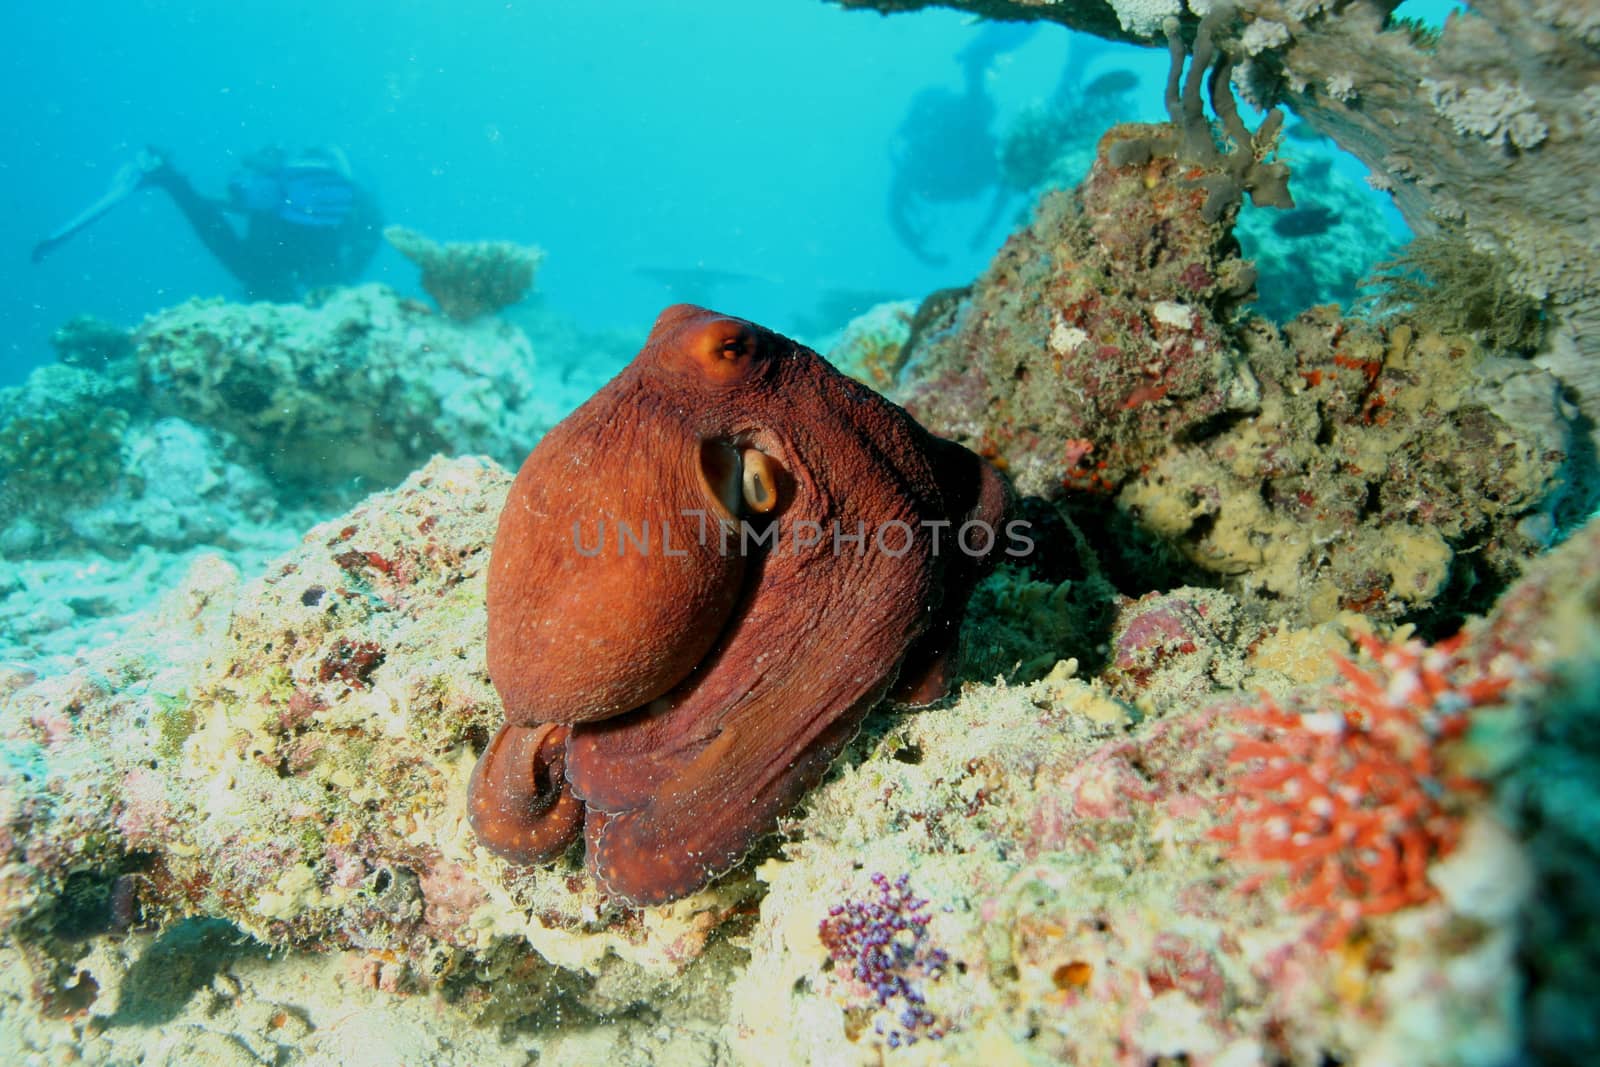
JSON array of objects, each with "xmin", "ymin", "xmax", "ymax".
[
  {"xmin": 1102, "ymin": 588, "xmax": 1251, "ymax": 707},
  {"xmin": 819, "ymin": 872, "xmax": 950, "ymax": 1048},
  {"xmin": 1213, "ymin": 633, "xmax": 1515, "ymax": 945}
]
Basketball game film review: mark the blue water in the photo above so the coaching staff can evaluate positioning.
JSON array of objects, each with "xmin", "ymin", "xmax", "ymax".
[
  {"xmin": 1, "ymin": 2, "xmax": 1087, "ymax": 384},
  {"xmin": 4, "ymin": 0, "xmax": 1457, "ymax": 387}
]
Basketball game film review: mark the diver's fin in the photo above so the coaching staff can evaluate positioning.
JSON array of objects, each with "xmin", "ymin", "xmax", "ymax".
[{"xmin": 31, "ymin": 149, "xmax": 162, "ymax": 263}]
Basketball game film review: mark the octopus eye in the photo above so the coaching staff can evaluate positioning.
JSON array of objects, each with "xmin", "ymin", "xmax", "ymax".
[
  {"xmin": 699, "ymin": 442, "xmax": 787, "ymax": 518},
  {"xmin": 740, "ymin": 448, "xmax": 782, "ymax": 514}
]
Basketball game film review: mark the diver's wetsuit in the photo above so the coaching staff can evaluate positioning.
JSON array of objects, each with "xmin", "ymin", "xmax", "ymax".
[{"xmin": 146, "ymin": 157, "xmax": 381, "ymax": 302}]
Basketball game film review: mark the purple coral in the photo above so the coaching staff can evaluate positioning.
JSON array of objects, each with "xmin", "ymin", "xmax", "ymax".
[{"xmin": 819, "ymin": 872, "xmax": 950, "ymax": 1047}]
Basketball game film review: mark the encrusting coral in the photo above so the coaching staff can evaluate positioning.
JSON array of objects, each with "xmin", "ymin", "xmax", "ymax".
[
  {"xmin": 384, "ymin": 225, "xmax": 544, "ymax": 321},
  {"xmin": 1, "ymin": 455, "xmax": 1597, "ymax": 1063},
  {"xmin": 135, "ymin": 283, "xmax": 560, "ymax": 490},
  {"xmin": 891, "ymin": 103, "xmax": 1570, "ymax": 628},
  {"xmin": 830, "ymin": 0, "xmax": 1600, "ymax": 514}
]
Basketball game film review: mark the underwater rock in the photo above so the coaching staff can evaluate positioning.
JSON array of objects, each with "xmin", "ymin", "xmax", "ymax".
[
  {"xmin": 2, "ymin": 444, "xmax": 1597, "ymax": 1061},
  {"xmin": 134, "ymin": 283, "xmax": 558, "ymax": 489},
  {"xmin": 833, "ymin": 0, "xmax": 1600, "ymax": 512},
  {"xmin": 0, "ymin": 457, "xmax": 752, "ymax": 1023},
  {"xmin": 384, "ymin": 225, "xmax": 544, "ymax": 322},
  {"xmin": 896, "ymin": 119, "xmax": 1569, "ymax": 626},
  {"xmin": 49, "ymin": 314, "xmax": 134, "ymax": 372}
]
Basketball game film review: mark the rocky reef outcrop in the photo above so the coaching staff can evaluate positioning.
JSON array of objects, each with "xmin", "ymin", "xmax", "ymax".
[
  {"xmin": 831, "ymin": 0, "xmax": 1600, "ymax": 504},
  {"xmin": 0, "ymin": 282, "xmax": 632, "ymax": 676},
  {"xmin": 879, "ymin": 120, "xmax": 1571, "ymax": 628}
]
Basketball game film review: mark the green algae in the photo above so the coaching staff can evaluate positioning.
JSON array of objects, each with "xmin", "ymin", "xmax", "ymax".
[{"xmin": 151, "ymin": 691, "xmax": 196, "ymax": 761}]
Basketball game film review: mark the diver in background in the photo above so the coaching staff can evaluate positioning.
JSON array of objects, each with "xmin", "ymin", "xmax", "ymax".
[
  {"xmin": 32, "ymin": 145, "xmax": 382, "ymax": 302},
  {"xmin": 886, "ymin": 24, "xmax": 1036, "ymax": 267}
]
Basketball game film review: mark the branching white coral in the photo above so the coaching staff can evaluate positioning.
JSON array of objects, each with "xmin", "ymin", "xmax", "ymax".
[
  {"xmin": 1422, "ymin": 78, "xmax": 1549, "ymax": 150},
  {"xmin": 1283, "ymin": 0, "xmax": 1331, "ymax": 19},
  {"xmin": 1533, "ymin": 0, "xmax": 1600, "ymax": 47},
  {"xmin": 1326, "ymin": 73, "xmax": 1357, "ymax": 103},
  {"xmin": 1240, "ymin": 19, "xmax": 1289, "ymax": 55}
]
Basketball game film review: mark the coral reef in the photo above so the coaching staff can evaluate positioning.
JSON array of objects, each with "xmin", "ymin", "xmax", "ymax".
[
  {"xmin": 48, "ymin": 315, "xmax": 133, "ymax": 372},
  {"xmin": 726, "ymin": 516, "xmax": 1600, "ymax": 1065},
  {"xmin": 1, "ymin": 279, "xmax": 635, "ymax": 681},
  {"xmin": 895, "ymin": 117, "xmax": 1570, "ymax": 627},
  {"xmin": 829, "ymin": 0, "xmax": 1599, "ymax": 312},
  {"xmin": 384, "ymin": 225, "xmax": 544, "ymax": 321},
  {"xmin": 2, "ymin": 440, "xmax": 1597, "ymax": 1062},
  {"xmin": 0, "ymin": 458, "xmax": 752, "ymax": 1038},
  {"xmin": 997, "ymin": 59, "xmax": 1394, "ymax": 321},
  {"xmin": 2, "ymin": 7, "xmax": 1596, "ymax": 1055},
  {"xmin": 901, "ymin": 132, "xmax": 1262, "ymax": 495},
  {"xmin": 135, "ymin": 284, "xmax": 556, "ymax": 489},
  {"xmin": 828, "ymin": 0, "xmax": 1600, "ymax": 510}
]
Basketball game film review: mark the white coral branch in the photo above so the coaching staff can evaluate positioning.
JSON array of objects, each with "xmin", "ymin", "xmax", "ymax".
[{"xmin": 1422, "ymin": 78, "xmax": 1549, "ymax": 150}]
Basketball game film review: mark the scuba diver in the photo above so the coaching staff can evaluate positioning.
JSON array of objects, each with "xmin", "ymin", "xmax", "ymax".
[
  {"xmin": 886, "ymin": 24, "xmax": 1036, "ymax": 268},
  {"xmin": 32, "ymin": 145, "xmax": 382, "ymax": 302}
]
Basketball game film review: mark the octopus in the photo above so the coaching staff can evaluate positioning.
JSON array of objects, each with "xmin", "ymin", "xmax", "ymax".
[{"xmin": 470, "ymin": 304, "xmax": 1012, "ymax": 906}]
